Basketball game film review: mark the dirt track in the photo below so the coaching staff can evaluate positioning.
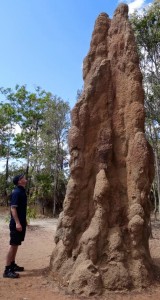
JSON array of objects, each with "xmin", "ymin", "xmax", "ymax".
[{"xmin": 1, "ymin": 209, "xmax": 160, "ymax": 300}]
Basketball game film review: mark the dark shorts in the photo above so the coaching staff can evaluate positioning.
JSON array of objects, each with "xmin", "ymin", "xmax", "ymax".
[{"xmin": 9, "ymin": 225, "xmax": 26, "ymax": 246}]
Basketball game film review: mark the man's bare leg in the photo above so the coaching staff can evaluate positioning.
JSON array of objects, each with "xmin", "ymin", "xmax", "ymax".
[
  {"xmin": 3, "ymin": 245, "xmax": 20, "ymax": 278},
  {"xmin": 6, "ymin": 245, "xmax": 18, "ymax": 266}
]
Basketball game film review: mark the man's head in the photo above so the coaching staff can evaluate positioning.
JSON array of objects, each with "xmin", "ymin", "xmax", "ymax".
[{"xmin": 13, "ymin": 174, "xmax": 27, "ymax": 187}]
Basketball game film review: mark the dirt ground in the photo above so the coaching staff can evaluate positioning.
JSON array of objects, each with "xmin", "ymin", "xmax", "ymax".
[{"xmin": 1, "ymin": 209, "xmax": 160, "ymax": 300}]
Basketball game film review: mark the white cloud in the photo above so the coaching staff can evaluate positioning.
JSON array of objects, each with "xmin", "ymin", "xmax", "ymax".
[
  {"xmin": 128, "ymin": 0, "xmax": 145, "ymax": 14},
  {"xmin": 118, "ymin": 0, "xmax": 152, "ymax": 14}
]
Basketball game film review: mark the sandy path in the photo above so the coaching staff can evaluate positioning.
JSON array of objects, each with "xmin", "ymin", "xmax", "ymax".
[
  {"xmin": 1, "ymin": 210, "xmax": 160, "ymax": 300},
  {"xmin": 0, "ymin": 213, "xmax": 80, "ymax": 300}
]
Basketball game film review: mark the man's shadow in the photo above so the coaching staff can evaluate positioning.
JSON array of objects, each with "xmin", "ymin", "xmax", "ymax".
[{"xmin": 20, "ymin": 266, "xmax": 49, "ymax": 278}]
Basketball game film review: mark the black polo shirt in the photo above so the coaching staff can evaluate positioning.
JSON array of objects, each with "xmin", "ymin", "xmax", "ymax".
[{"xmin": 10, "ymin": 186, "xmax": 27, "ymax": 228}]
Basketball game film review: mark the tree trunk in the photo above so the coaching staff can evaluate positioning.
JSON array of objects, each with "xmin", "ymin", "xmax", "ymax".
[
  {"xmin": 4, "ymin": 155, "xmax": 9, "ymax": 205},
  {"xmin": 53, "ymin": 165, "xmax": 59, "ymax": 217},
  {"xmin": 153, "ymin": 182, "xmax": 158, "ymax": 220},
  {"xmin": 25, "ymin": 147, "xmax": 31, "ymax": 195},
  {"xmin": 53, "ymin": 189, "xmax": 57, "ymax": 217},
  {"xmin": 53, "ymin": 141, "xmax": 60, "ymax": 217},
  {"xmin": 154, "ymin": 150, "xmax": 160, "ymax": 213}
]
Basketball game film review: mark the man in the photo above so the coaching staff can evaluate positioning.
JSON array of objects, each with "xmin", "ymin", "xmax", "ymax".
[{"xmin": 3, "ymin": 174, "xmax": 28, "ymax": 279}]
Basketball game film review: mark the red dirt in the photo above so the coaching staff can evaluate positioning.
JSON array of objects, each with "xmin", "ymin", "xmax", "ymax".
[{"xmin": 1, "ymin": 209, "xmax": 160, "ymax": 300}]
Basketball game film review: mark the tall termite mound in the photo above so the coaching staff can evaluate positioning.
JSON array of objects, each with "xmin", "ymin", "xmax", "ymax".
[{"xmin": 50, "ymin": 3, "xmax": 154, "ymax": 296}]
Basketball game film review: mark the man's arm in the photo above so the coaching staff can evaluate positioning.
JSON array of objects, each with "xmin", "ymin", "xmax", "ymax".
[{"xmin": 11, "ymin": 207, "xmax": 22, "ymax": 232}]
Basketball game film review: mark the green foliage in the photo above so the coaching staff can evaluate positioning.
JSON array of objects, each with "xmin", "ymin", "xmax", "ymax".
[
  {"xmin": 130, "ymin": 0, "xmax": 160, "ymax": 208},
  {"xmin": 27, "ymin": 206, "xmax": 36, "ymax": 224},
  {"xmin": 0, "ymin": 85, "xmax": 70, "ymax": 215},
  {"xmin": 130, "ymin": 1, "xmax": 160, "ymax": 148},
  {"xmin": 5, "ymin": 214, "xmax": 10, "ymax": 224},
  {"xmin": 0, "ymin": 102, "xmax": 17, "ymax": 158},
  {"xmin": 76, "ymin": 87, "xmax": 83, "ymax": 101},
  {"xmin": 5, "ymin": 206, "xmax": 37, "ymax": 224},
  {"xmin": 130, "ymin": 1, "xmax": 160, "ymax": 128}
]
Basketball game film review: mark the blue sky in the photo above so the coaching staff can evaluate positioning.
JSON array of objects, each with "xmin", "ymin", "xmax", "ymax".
[{"xmin": 0, "ymin": 0, "xmax": 153, "ymax": 108}]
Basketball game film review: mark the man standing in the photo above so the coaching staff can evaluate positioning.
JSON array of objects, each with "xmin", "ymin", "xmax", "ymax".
[{"xmin": 3, "ymin": 174, "xmax": 28, "ymax": 278}]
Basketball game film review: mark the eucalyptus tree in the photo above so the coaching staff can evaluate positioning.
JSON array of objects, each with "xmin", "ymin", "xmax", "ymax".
[
  {"xmin": 0, "ymin": 85, "xmax": 49, "ymax": 194},
  {"xmin": 0, "ymin": 102, "xmax": 18, "ymax": 199},
  {"xmin": 130, "ymin": 0, "xmax": 160, "ymax": 210},
  {"xmin": 76, "ymin": 87, "xmax": 83, "ymax": 101},
  {"xmin": 40, "ymin": 94, "xmax": 70, "ymax": 216},
  {"xmin": 0, "ymin": 86, "xmax": 70, "ymax": 213},
  {"xmin": 130, "ymin": 1, "xmax": 160, "ymax": 120}
]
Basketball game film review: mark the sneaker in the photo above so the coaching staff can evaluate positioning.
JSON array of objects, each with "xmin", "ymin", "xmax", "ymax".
[
  {"xmin": 3, "ymin": 269, "xmax": 20, "ymax": 279},
  {"xmin": 11, "ymin": 263, "xmax": 24, "ymax": 272}
]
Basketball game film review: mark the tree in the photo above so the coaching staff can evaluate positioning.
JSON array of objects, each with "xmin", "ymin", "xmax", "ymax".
[
  {"xmin": 40, "ymin": 95, "xmax": 70, "ymax": 216},
  {"xmin": 0, "ymin": 103, "xmax": 18, "ymax": 201},
  {"xmin": 0, "ymin": 85, "xmax": 49, "ymax": 193},
  {"xmin": 76, "ymin": 87, "xmax": 83, "ymax": 101},
  {"xmin": 130, "ymin": 0, "xmax": 160, "ymax": 210},
  {"xmin": 0, "ymin": 86, "xmax": 70, "ymax": 214}
]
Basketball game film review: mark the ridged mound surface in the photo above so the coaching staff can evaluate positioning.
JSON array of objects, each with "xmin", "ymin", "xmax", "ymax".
[{"xmin": 50, "ymin": 4, "xmax": 154, "ymax": 296}]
